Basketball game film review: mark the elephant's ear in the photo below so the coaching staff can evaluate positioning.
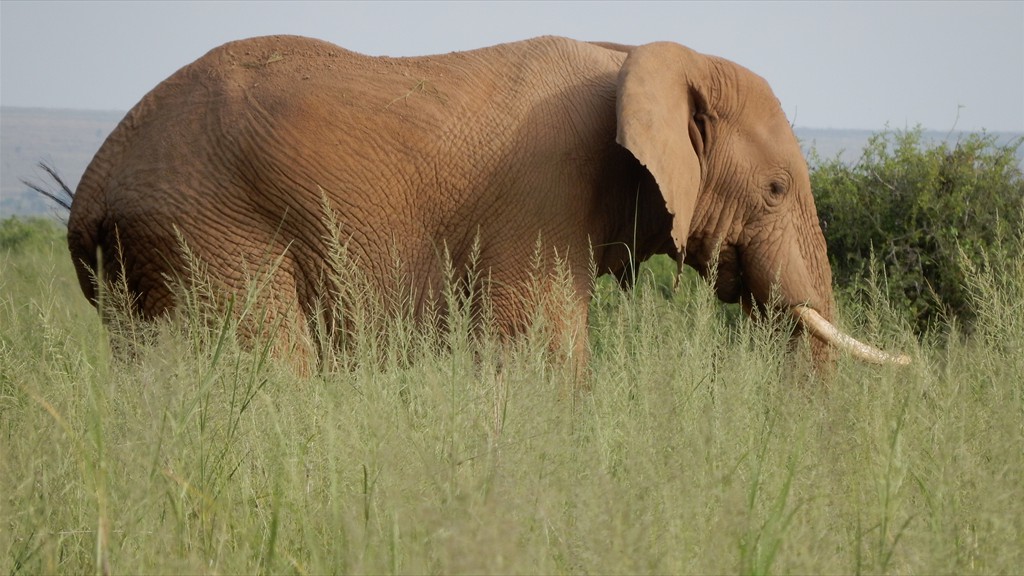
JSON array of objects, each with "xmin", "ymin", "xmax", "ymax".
[{"xmin": 616, "ymin": 42, "xmax": 709, "ymax": 255}]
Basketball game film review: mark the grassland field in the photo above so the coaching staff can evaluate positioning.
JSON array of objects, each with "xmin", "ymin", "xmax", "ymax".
[{"xmin": 1, "ymin": 217, "xmax": 1022, "ymax": 574}]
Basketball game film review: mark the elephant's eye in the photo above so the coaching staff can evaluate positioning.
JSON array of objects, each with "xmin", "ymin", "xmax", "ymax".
[{"xmin": 766, "ymin": 181, "xmax": 787, "ymax": 206}]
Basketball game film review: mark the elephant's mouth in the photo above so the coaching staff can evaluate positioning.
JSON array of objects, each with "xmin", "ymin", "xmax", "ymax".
[{"xmin": 685, "ymin": 241, "xmax": 746, "ymax": 304}]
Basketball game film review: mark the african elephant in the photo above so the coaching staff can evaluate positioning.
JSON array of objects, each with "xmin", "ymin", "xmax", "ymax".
[{"xmin": 67, "ymin": 35, "xmax": 908, "ymax": 369}]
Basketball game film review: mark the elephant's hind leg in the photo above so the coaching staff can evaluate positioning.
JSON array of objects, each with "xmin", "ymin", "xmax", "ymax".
[{"xmin": 178, "ymin": 236, "xmax": 317, "ymax": 375}]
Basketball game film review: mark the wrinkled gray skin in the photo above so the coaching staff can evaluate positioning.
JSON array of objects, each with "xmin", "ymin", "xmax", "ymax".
[{"xmin": 68, "ymin": 35, "xmax": 840, "ymax": 370}]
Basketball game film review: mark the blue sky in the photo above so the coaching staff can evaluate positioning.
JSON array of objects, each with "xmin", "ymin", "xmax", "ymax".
[{"xmin": 1, "ymin": 1, "xmax": 1021, "ymax": 132}]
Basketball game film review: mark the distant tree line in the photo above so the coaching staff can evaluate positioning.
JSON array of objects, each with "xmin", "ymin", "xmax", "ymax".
[{"xmin": 810, "ymin": 128, "xmax": 1024, "ymax": 334}]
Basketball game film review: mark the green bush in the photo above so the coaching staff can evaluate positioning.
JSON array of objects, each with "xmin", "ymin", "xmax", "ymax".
[
  {"xmin": 810, "ymin": 128, "xmax": 1024, "ymax": 333},
  {"xmin": 0, "ymin": 216, "xmax": 65, "ymax": 253}
]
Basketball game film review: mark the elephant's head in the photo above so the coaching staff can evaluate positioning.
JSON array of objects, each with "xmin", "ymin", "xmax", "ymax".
[{"xmin": 616, "ymin": 42, "xmax": 908, "ymax": 364}]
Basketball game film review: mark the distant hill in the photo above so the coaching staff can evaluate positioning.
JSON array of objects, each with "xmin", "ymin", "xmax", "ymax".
[
  {"xmin": 2, "ymin": 106, "xmax": 1021, "ymax": 218},
  {"xmin": 1, "ymin": 107, "xmax": 123, "ymax": 217}
]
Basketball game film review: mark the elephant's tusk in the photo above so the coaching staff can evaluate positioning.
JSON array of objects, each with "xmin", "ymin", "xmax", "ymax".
[{"xmin": 793, "ymin": 305, "xmax": 911, "ymax": 366}]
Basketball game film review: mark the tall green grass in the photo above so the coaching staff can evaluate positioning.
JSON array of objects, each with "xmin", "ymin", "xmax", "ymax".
[{"xmin": 2, "ymin": 218, "xmax": 1022, "ymax": 574}]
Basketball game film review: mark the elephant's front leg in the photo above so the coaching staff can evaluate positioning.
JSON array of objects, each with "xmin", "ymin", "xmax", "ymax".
[
  {"xmin": 486, "ymin": 264, "xmax": 593, "ymax": 390},
  {"xmin": 550, "ymin": 294, "xmax": 592, "ymax": 391}
]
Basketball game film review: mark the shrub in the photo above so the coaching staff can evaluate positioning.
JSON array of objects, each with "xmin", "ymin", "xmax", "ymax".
[
  {"xmin": 0, "ymin": 217, "xmax": 65, "ymax": 253},
  {"xmin": 810, "ymin": 128, "xmax": 1024, "ymax": 333}
]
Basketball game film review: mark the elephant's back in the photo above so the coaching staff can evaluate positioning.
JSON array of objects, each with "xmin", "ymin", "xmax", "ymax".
[
  {"xmin": 156, "ymin": 35, "xmax": 622, "ymax": 221},
  {"xmin": 79, "ymin": 34, "xmax": 625, "ymax": 203},
  {"xmin": 75, "ymin": 33, "xmax": 626, "ymax": 206}
]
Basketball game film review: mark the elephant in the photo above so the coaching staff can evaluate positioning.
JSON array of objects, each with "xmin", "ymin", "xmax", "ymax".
[{"xmin": 66, "ymin": 35, "xmax": 909, "ymax": 371}]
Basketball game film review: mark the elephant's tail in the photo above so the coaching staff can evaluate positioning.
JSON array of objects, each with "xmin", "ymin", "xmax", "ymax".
[
  {"xmin": 22, "ymin": 161, "xmax": 104, "ymax": 307},
  {"xmin": 20, "ymin": 162, "xmax": 74, "ymax": 212}
]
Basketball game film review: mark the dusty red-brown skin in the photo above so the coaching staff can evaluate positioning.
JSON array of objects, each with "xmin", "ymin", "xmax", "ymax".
[{"xmin": 69, "ymin": 35, "xmax": 836, "ymax": 367}]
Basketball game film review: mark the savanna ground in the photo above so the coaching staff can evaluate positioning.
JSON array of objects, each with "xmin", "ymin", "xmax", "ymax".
[{"xmin": 2, "ymin": 212, "xmax": 1022, "ymax": 575}]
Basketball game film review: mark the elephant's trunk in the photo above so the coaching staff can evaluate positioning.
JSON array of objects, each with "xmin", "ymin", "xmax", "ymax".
[{"xmin": 793, "ymin": 306, "xmax": 911, "ymax": 365}]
